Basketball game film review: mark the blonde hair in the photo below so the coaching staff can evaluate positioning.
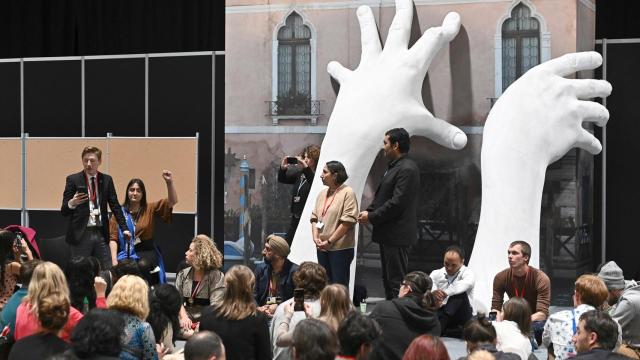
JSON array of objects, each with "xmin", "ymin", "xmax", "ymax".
[
  {"xmin": 191, "ymin": 234, "xmax": 223, "ymax": 271},
  {"xmin": 107, "ymin": 275, "xmax": 150, "ymax": 320},
  {"xmin": 318, "ymin": 284, "xmax": 353, "ymax": 331},
  {"xmin": 24, "ymin": 262, "xmax": 71, "ymax": 318},
  {"xmin": 214, "ymin": 265, "xmax": 256, "ymax": 320}
]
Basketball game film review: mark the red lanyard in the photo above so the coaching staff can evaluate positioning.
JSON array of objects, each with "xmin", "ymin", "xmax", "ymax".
[
  {"xmin": 191, "ymin": 279, "xmax": 204, "ymax": 300},
  {"xmin": 512, "ymin": 268, "xmax": 529, "ymax": 298},
  {"xmin": 321, "ymin": 187, "xmax": 341, "ymax": 218},
  {"xmin": 85, "ymin": 173, "xmax": 99, "ymax": 203},
  {"xmin": 268, "ymin": 273, "xmax": 278, "ymax": 296}
]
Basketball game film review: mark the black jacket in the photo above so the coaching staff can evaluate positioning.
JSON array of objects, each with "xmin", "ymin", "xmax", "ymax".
[
  {"xmin": 61, "ymin": 171, "xmax": 127, "ymax": 245},
  {"xmin": 456, "ymin": 344, "xmax": 521, "ymax": 360},
  {"xmin": 369, "ymin": 296, "xmax": 440, "ymax": 360},
  {"xmin": 253, "ymin": 259, "xmax": 298, "ymax": 306},
  {"xmin": 277, "ymin": 166, "xmax": 315, "ymax": 217},
  {"xmin": 573, "ymin": 349, "xmax": 633, "ymax": 360},
  {"xmin": 366, "ymin": 155, "xmax": 420, "ymax": 247}
]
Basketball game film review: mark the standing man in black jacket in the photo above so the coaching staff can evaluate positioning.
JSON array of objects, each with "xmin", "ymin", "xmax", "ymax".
[
  {"xmin": 358, "ymin": 128, "xmax": 420, "ymax": 300},
  {"xmin": 61, "ymin": 146, "xmax": 130, "ymax": 269}
]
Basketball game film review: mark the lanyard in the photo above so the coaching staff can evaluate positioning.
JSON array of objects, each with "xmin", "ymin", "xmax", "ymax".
[
  {"xmin": 296, "ymin": 176, "xmax": 307, "ymax": 196},
  {"xmin": 321, "ymin": 187, "xmax": 341, "ymax": 218},
  {"xmin": 512, "ymin": 268, "xmax": 529, "ymax": 298},
  {"xmin": 85, "ymin": 173, "xmax": 99, "ymax": 203},
  {"xmin": 269, "ymin": 272, "xmax": 278, "ymax": 296},
  {"xmin": 191, "ymin": 279, "xmax": 204, "ymax": 300},
  {"xmin": 447, "ymin": 271, "xmax": 460, "ymax": 286},
  {"xmin": 571, "ymin": 310, "xmax": 577, "ymax": 335}
]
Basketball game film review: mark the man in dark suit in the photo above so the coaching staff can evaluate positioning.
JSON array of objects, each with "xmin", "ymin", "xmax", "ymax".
[
  {"xmin": 358, "ymin": 128, "xmax": 420, "ymax": 299},
  {"xmin": 61, "ymin": 146, "xmax": 130, "ymax": 269}
]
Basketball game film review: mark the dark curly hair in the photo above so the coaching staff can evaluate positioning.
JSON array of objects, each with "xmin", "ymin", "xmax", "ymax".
[
  {"xmin": 147, "ymin": 284, "xmax": 182, "ymax": 345},
  {"xmin": 70, "ymin": 309, "xmax": 124, "ymax": 358},
  {"xmin": 65, "ymin": 256, "xmax": 96, "ymax": 313}
]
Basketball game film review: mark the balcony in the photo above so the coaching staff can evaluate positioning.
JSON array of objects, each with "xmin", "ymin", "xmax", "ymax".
[{"xmin": 266, "ymin": 98, "xmax": 322, "ymax": 125}]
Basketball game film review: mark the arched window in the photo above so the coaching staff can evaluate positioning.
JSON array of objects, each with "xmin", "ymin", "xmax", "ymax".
[
  {"xmin": 277, "ymin": 12, "xmax": 311, "ymax": 114},
  {"xmin": 502, "ymin": 3, "xmax": 540, "ymax": 91}
]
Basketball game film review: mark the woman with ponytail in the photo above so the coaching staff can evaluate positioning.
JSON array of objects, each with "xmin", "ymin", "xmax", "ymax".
[{"xmin": 368, "ymin": 271, "xmax": 441, "ymax": 360}]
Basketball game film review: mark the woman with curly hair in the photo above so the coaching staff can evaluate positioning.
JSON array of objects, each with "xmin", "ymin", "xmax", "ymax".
[
  {"xmin": 14, "ymin": 261, "xmax": 105, "ymax": 342},
  {"xmin": 107, "ymin": 275, "xmax": 158, "ymax": 360},
  {"xmin": 199, "ymin": 265, "xmax": 271, "ymax": 360},
  {"xmin": 68, "ymin": 308, "xmax": 125, "ymax": 359},
  {"xmin": 175, "ymin": 234, "xmax": 225, "ymax": 327},
  {"xmin": 147, "ymin": 284, "xmax": 182, "ymax": 354}
]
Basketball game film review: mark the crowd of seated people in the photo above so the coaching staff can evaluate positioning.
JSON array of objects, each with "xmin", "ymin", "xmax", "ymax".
[{"xmin": 1, "ymin": 221, "xmax": 639, "ymax": 360}]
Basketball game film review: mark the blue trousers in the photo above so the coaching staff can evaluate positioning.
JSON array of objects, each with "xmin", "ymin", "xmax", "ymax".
[{"xmin": 317, "ymin": 248, "xmax": 354, "ymax": 287}]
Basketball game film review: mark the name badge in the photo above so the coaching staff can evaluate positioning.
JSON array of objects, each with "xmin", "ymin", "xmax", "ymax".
[
  {"xmin": 293, "ymin": 196, "xmax": 301, "ymax": 203},
  {"xmin": 91, "ymin": 209, "xmax": 100, "ymax": 216},
  {"xmin": 315, "ymin": 222, "xmax": 324, "ymax": 230},
  {"xmin": 133, "ymin": 236, "xmax": 142, "ymax": 245}
]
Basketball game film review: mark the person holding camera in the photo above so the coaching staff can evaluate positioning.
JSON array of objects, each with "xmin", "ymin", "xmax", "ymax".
[
  {"xmin": 0, "ymin": 230, "xmax": 33, "ymax": 311},
  {"xmin": 278, "ymin": 145, "xmax": 320, "ymax": 245}
]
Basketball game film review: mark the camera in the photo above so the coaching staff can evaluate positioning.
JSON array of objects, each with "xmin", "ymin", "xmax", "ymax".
[{"xmin": 286, "ymin": 156, "xmax": 298, "ymax": 164}]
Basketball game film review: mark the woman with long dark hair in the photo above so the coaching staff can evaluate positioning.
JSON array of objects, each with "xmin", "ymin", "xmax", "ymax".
[
  {"xmin": 65, "ymin": 256, "xmax": 96, "ymax": 313},
  {"xmin": 199, "ymin": 265, "xmax": 271, "ymax": 360},
  {"xmin": 147, "ymin": 284, "xmax": 182, "ymax": 355},
  {"xmin": 0, "ymin": 230, "xmax": 33, "ymax": 311},
  {"xmin": 369, "ymin": 271, "xmax": 441, "ymax": 360},
  {"xmin": 108, "ymin": 170, "xmax": 177, "ymax": 284}
]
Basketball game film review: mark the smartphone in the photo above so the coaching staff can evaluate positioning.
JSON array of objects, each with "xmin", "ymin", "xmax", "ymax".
[
  {"xmin": 294, "ymin": 288, "xmax": 304, "ymax": 311},
  {"xmin": 286, "ymin": 156, "xmax": 298, "ymax": 164},
  {"xmin": 488, "ymin": 311, "xmax": 497, "ymax": 321},
  {"xmin": 77, "ymin": 185, "xmax": 88, "ymax": 194}
]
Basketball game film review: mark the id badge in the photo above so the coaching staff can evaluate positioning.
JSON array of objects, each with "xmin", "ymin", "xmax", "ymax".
[
  {"xmin": 133, "ymin": 236, "xmax": 142, "ymax": 245},
  {"xmin": 293, "ymin": 196, "xmax": 301, "ymax": 203},
  {"xmin": 267, "ymin": 296, "xmax": 277, "ymax": 305},
  {"xmin": 315, "ymin": 222, "xmax": 324, "ymax": 230},
  {"xmin": 91, "ymin": 209, "xmax": 100, "ymax": 217}
]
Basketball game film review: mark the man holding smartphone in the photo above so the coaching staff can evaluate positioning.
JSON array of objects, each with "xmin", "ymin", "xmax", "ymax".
[{"xmin": 61, "ymin": 146, "xmax": 130, "ymax": 269}]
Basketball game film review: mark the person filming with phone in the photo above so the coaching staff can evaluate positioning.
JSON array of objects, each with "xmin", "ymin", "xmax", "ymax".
[
  {"xmin": 61, "ymin": 146, "xmax": 130, "ymax": 270},
  {"xmin": 278, "ymin": 145, "xmax": 320, "ymax": 245}
]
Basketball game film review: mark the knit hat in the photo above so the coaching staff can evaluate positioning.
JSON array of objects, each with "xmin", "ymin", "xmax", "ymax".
[
  {"xmin": 598, "ymin": 261, "xmax": 625, "ymax": 290},
  {"xmin": 267, "ymin": 235, "xmax": 290, "ymax": 258}
]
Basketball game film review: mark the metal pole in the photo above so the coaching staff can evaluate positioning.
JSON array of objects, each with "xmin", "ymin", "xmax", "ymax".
[
  {"xmin": 21, "ymin": 133, "xmax": 28, "ymax": 227},
  {"xmin": 195, "ymin": 132, "xmax": 200, "ymax": 236},
  {"xmin": 601, "ymin": 39, "xmax": 608, "ymax": 264}
]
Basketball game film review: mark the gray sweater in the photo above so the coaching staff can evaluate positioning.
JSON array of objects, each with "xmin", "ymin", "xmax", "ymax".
[{"xmin": 610, "ymin": 280, "xmax": 640, "ymax": 347}]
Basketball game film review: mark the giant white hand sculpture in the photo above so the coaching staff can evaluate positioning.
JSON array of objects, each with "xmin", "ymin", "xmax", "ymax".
[
  {"xmin": 289, "ymin": 0, "xmax": 468, "ymax": 278},
  {"xmin": 468, "ymin": 52, "xmax": 612, "ymax": 311}
]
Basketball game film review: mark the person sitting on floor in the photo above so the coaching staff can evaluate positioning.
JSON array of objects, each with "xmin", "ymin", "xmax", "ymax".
[
  {"xmin": 542, "ymin": 274, "xmax": 609, "ymax": 360},
  {"xmin": 254, "ymin": 234, "xmax": 298, "ymax": 317},
  {"xmin": 430, "ymin": 245, "xmax": 475, "ymax": 338}
]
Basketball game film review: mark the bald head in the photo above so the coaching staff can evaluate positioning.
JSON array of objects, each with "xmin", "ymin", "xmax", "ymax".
[{"xmin": 185, "ymin": 331, "xmax": 225, "ymax": 360}]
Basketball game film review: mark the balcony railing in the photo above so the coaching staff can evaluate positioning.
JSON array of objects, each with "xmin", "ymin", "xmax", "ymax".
[{"xmin": 266, "ymin": 99, "xmax": 322, "ymax": 125}]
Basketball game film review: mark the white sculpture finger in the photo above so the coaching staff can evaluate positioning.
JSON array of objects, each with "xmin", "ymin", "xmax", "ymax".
[
  {"xmin": 357, "ymin": 6, "xmax": 382, "ymax": 62},
  {"xmin": 578, "ymin": 101, "xmax": 610, "ymax": 127},
  {"xmin": 407, "ymin": 113, "xmax": 467, "ymax": 150},
  {"xmin": 408, "ymin": 12, "xmax": 460, "ymax": 70},
  {"xmin": 384, "ymin": 0, "xmax": 414, "ymax": 52},
  {"xmin": 327, "ymin": 61, "xmax": 353, "ymax": 85},
  {"xmin": 536, "ymin": 51, "xmax": 603, "ymax": 77},
  {"xmin": 575, "ymin": 128, "xmax": 603, "ymax": 155},
  {"xmin": 568, "ymin": 79, "xmax": 612, "ymax": 100}
]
